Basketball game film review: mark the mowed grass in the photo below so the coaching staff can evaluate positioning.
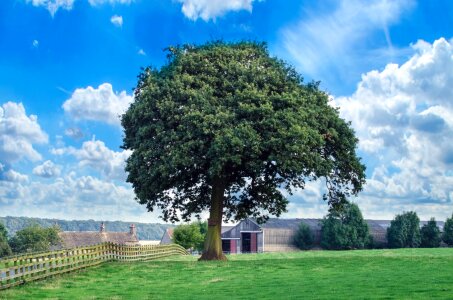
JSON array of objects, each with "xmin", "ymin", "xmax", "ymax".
[{"xmin": 1, "ymin": 248, "xmax": 453, "ymax": 299}]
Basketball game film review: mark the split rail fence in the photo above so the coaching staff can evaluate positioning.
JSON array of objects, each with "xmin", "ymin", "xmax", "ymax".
[{"xmin": 0, "ymin": 243, "xmax": 188, "ymax": 290}]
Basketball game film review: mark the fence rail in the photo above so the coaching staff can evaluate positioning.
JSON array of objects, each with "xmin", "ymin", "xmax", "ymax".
[{"xmin": 0, "ymin": 243, "xmax": 188, "ymax": 290}]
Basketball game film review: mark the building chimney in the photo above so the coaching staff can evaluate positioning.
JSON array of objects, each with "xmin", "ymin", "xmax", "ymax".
[
  {"xmin": 130, "ymin": 224, "xmax": 137, "ymax": 236},
  {"xmin": 100, "ymin": 222, "xmax": 105, "ymax": 233}
]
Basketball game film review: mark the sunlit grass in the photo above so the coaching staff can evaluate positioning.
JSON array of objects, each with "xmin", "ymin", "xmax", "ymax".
[{"xmin": 1, "ymin": 248, "xmax": 453, "ymax": 299}]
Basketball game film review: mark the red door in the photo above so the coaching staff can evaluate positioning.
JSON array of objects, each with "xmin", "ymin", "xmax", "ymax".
[
  {"xmin": 230, "ymin": 240, "xmax": 236, "ymax": 253},
  {"xmin": 251, "ymin": 233, "xmax": 257, "ymax": 253}
]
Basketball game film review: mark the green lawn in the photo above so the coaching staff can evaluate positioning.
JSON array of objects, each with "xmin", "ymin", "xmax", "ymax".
[{"xmin": 1, "ymin": 248, "xmax": 453, "ymax": 299}]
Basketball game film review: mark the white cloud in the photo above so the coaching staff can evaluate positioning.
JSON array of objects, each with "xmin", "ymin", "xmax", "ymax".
[
  {"xmin": 62, "ymin": 83, "xmax": 133, "ymax": 127},
  {"xmin": 282, "ymin": 0, "xmax": 414, "ymax": 85},
  {"xmin": 137, "ymin": 49, "xmax": 146, "ymax": 56},
  {"xmin": 177, "ymin": 0, "xmax": 258, "ymax": 21},
  {"xmin": 0, "ymin": 173, "xmax": 158, "ymax": 222},
  {"xmin": 33, "ymin": 160, "xmax": 61, "ymax": 178},
  {"xmin": 52, "ymin": 137, "xmax": 131, "ymax": 180},
  {"xmin": 110, "ymin": 15, "xmax": 123, "ymax": 27},
  {"xmin": 2, "ymin": 169, "xmax": 29, "ymax": 183},
  {"xmin": 333, "ymin": 37, "xmax": 453, "ymax": 218},
  {"xmin": 32, "ymin": 40, "xmax": 39, "ymax": 48},
  {"xmin": 0, "ymin": 102, "xmax": 48, "ymax": 163},
  {"xmin": 88, "ymin": 0, "xmax": 131, "ymax": 5},
  {"xmin": 26, "ymin": 0, "xmax": 75, "ymax": 16}
]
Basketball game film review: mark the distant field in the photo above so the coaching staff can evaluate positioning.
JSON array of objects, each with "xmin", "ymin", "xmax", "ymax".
[{"xmin": 1, "ymin": 248, "xmax": 453, "ymax": 299}]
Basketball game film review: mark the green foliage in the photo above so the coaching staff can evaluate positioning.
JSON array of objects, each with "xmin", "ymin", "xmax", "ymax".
[
  {"xmin": 420, "ymin": 218, "xmax": 441, "ymax": 248},
  {"xmin": 0, "ymin": 222, "xmax": 12, "ymax": 258},
  {"xmin": 293, "ymin": 222, "xmax": 313, "ymax": 250},
  {"xmin": 387, "ymin": 211, "xmax": 421, "ymax": 248},
  {"xmin": 9, "ymin": 224, "xmax": 61, "ymax": 254},
  {"xmin": 443, "ymin": 214, "xmax": 453, "ymax": 246},
  {"xmin": 173, "ymin": 222, "xmax": 205, "ymax": 250},
  {"xmin": 320, "ymin": 202, "xmax": 371, "ymax": 250},
  {"xmin": 122, "ymin": 41, "xmax": 365, "ymax": 223},
  {"xmin": 0, "ymin": 216, "xmax": 171, "ymax": 240}
]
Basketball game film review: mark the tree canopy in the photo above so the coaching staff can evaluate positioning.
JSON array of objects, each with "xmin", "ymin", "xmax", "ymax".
[
  {"xmin": 387, "ymin": 211, "xmax": 421, "ymax": 248},
  {"xmin": 293, "ymin": 222, "xmax": 314, "ymax": 250},
  {"xmin": 9, "ymin": 224, "xmax": 60, "ymax": 254},
  {"xmin": 443, "ymin": 214, "xmax": 453, "ymax": 246},
  {"xmin": 320, "ymin": 202, "xmax": 371, "ymax": 250},
  {"xmin": 122, "ymin": 41, "xmax": 366, "ymax": 260},
  {"xmin": 420, "ymin": 218, "xmax": 441, "ymax": 248}
]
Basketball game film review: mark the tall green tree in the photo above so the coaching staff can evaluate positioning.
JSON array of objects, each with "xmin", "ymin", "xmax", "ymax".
[
  {"xmin": 9, "ymin": 224, "xmax": 60, "ymax": 254},
  {"xmin": 320, "ymin": 202, "xmax": 371, "ymax": 250},
  {"xmin": 122, "ymin": 41, "xmax": 366, "ymax": 260},
  {"xmin": 387, "ymin": 211, "xmax": 421, "ymax": 248},
  {"xmin": 420, "ymin": 218, "xmax": 441, "ymax": 248},
  {"xmin": 173, "ymin": 222, "xmax": 206, "ymax": 251},
  {"xmin": 443, "ymin": 214, "xmax": 453, "ymax": 246},
  {"xmin": 0, "ymin": 222, "xmax": 12, "ymax": 258}
]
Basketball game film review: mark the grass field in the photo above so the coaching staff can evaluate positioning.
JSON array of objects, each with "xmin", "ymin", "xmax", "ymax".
[{"xmin": 1, "ymin": 248, "xmax": 453, "ymax": 299}]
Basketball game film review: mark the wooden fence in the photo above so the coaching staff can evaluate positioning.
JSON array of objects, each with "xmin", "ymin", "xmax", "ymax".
[{"xmin": 0, "ymin": 243, "xmax": 188, "ymax": 290}]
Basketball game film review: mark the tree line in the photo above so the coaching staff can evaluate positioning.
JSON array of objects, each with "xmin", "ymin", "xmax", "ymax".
[
  {"xmin": 0, "ymin": 216, "xmax": 172, "ymax": 240},
  {"xmin": 294, "ymin": 204, "xmax": 453, "ymax": 250}
]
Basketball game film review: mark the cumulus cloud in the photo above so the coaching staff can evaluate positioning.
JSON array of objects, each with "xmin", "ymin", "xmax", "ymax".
[
  {"xmin": 137, "ymin": 49, "xmax": 146, "ymax": 56},
  {"xmin": 0, "ymin": 173, "xmax": 157, "ymax": 222},
  {"xmin": 52, "ymin": 138, "xmax": 131, "ymax": 180},
  {"xmin": 177, "ymin": 0, "xmax": 259, "ymax": 21},
  {"xmin": 1, "ymin": 169, "xmax": 29, "ymax": 183},
  {"xmin": 26, "ymin": 0, "xmax": 75, "ymax": 16},
  {"xmin": 62, "ymin": 83, "xmax": 133, "ymax": 126},
  {"xmin": 33, "ymin": 160, "xmax": 61, "ymax": 178},
  {"xmin": 0, "ymin": 102, "xmax": 48, "ymax": 163},
  {"xmin": 110, "ymin": 15, "xmax": 123, "ymax": 27},
  {"xmin": 32, "ymin": 40, "xmax": 39, "ymax": 48},
  {"xmin": 282, "ymin": 0, "xmax": 414, "ymax": 85},
  {"xmin": 332, "ymin": 37, "xmax": 453, "ymax": 218}
]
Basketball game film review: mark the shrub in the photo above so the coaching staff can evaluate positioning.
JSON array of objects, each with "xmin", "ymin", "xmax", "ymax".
[
  {"xmin": 387, "ymin": 211, "xmax": 421, "ymax": 248},
  {"xmin": 294, "ymin": 223, "xmax": 314, "ymax": 250},
  {"xmin": 172, "ymin": 222, "xmax": 205, "ymax": 251},
  {"xmin": 420, "ymin": 218, "xmax": 441, "ymax": 248},
  {"xmin": 443, "ymin": 214, "xmax": 453, "ymax": 246},
  {"xmin": 320, "ymin": 202, "xmax": 371, "ymax": 250}
]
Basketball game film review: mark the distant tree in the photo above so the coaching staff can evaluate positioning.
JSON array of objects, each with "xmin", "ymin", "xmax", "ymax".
[
  {"xmin": 320, "ymin": 202, "xmax": 371, "ymax": 250},
  {"xmin": 0, "ymin": 222, "xmax": 12, "ymax": 258},
  {"xmin": 387, "ymin": 211, "xmax": 421, "ymax": 248},
  {"xmin": 173, "ymin": 222, "xmax": 205, "ymax": 251},
  {"xmin": 420, "ymin": 218, "xmax": 441, "ymax": 248},
  {"xmin": 443, "ymin": 214, "xmax": 453, "ymax": 246},
  {"xmin": 9, "ymin": 224, "xmax": 60, "ymax": 254},
  {"xmin": 293, "ymin": 223, "xmax": 314, "ymax": 250},
  {"xmin": 121, "ymin": 41, "xmax": 366, "ymax": 260}
]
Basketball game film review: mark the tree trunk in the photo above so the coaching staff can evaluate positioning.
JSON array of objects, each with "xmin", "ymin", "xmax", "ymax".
[{"xmin": 199, "ymin": 177, "xmax": 227, "ymax": 261}]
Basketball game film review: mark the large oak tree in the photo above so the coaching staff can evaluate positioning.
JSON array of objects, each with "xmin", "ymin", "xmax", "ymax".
[{"xmin": 122, "ymin": 42, "xmax": 366, "ymax": 260}]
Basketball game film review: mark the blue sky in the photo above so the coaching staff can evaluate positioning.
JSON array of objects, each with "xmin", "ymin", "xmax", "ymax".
[{"xmin": 1, "ymin": 0, "xmax": 453, "ymax": 223}]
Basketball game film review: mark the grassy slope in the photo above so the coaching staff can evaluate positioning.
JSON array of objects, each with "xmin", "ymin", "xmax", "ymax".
[{"xmin": 1, "ymin": 249, "xmax": 453, "ymax": 299}]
